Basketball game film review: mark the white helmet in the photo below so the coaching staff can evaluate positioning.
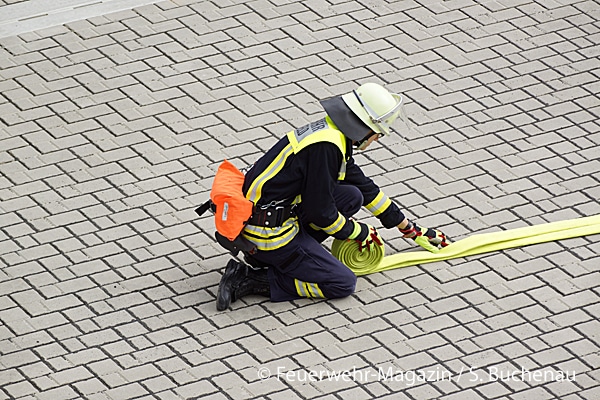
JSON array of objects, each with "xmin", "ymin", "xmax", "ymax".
[{"xmin": 341, "ymin": 82, "xmax": 403, "ymax": 136}]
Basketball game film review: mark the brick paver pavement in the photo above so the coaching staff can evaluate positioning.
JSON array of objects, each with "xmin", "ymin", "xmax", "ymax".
[{"xmin": 1, "ymin": 0, "xmax": 599, "ymax": 399}]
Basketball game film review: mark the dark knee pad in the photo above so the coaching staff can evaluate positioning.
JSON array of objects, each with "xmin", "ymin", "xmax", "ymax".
[{"xmin": 335, "ymin": 185, "xmax": 364, "ymax": 217}]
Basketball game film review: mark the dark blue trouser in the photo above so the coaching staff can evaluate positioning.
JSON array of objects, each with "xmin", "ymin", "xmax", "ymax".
[{"xmin": 247, "ymin": 184, "xmax": 363, "ymax": 302}]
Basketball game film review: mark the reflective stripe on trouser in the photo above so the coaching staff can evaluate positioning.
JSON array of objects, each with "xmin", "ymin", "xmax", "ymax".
[
  {"xmin": 248, "ymin": 229, "xmax": 357, "ymax": 302},
  {"xmin": 295, "ymin": 279, "xmax": 325, "ymax": 298}
]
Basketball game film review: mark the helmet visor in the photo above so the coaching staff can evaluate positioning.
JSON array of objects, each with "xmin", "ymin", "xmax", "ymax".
[{"xmin": 353, "ymin": 90, "xmax": 403, "ymax": 135}]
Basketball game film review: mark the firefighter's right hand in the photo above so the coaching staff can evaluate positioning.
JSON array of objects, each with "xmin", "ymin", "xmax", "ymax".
[{"xmin": 349, "ymin": 222, "xmax": 383, "ymax": 252}]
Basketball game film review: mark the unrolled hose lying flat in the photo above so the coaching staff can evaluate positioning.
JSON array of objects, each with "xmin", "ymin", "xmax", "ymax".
[{"xmin": 331, "ymin": 214, "xmax": 600, "ymax": 276}]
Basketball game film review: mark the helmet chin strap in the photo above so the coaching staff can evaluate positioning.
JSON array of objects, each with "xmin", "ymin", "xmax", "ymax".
[{"xmin": 354, "ymin": 131, "xmax": 378, "ymax": 150}]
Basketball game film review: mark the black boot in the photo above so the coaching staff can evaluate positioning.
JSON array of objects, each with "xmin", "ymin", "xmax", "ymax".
[{"xmin": 216, "ymin": 259, "xmax": 270, "ymax": 311}]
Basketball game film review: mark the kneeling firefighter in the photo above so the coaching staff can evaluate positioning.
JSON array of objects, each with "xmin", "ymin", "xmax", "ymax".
[{"xmin": 211, "ymin": 82, "xmax": 450, "ymax": 311}]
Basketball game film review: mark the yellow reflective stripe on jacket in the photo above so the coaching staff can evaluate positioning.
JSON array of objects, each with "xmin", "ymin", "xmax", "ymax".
[
  {"xmin": 295, "ymin": 279, "xmax": 325, "ymax": 298},
  {"xmin": 338, "ymin": 160, "xmax": 347, "ymax": 181},
  {"xmin": 242, "ymin": 217, "xmax": 299, "ymax": 251},
  {"xmin": 309, "ymin": 212, "xmax": 347, "ymax": 236},
  {"xmin": 365, "ymin": 191, "xmax": 392, "ymax": 216},
  {"xmin": 245, "ymin": 143, "xmax": 294, "ymax": 204}
]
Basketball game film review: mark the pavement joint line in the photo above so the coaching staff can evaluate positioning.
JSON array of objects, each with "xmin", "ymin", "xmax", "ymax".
[{"xmin": 0, "ymin": 0, "xmax": 165, "ymax": 39}]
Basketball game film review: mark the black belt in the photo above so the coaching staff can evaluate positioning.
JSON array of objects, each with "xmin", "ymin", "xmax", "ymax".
[{"xmin": 248, "ymin": 204, "xmax": 297, "ymax": 227}]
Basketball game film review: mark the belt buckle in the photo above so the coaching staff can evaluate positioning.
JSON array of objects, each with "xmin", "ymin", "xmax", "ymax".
[{"xmin": 274, "ymin": 206, "xmax": 285, "ymax": 225}]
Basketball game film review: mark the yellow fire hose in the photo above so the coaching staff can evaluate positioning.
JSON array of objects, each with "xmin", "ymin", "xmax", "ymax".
[{"xmin": 332, "ymin": 214, "xmax": 600, "ymax": 276}]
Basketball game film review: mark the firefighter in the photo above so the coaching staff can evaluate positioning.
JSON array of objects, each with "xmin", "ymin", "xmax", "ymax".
[{"xmin": 216, "ymin": 82, "xmax": 449, "ymax": 311}]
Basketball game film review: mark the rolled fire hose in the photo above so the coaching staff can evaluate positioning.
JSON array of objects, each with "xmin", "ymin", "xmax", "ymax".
[{"xmin": 332, "ymin": 214, "xmax": 600, "ymax": 276}]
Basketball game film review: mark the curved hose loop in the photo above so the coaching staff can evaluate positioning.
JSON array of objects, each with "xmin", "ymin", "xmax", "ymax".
[{"xmin": 331, "ymin": 238, "xmax": 385, "ymax": 275}]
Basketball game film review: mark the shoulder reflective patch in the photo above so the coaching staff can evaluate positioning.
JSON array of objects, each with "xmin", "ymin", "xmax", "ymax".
[
  {"xmin": 293, "ymin": 118, "xmax": 328, "ymax": 141},
  {"xmin": 287, "ymin": 117, "xmax": 348, "ymax": 181}
]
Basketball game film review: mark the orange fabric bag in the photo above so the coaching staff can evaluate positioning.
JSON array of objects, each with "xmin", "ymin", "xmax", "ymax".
[{"xmin": 210, "ymin": 160, "xmax": 254, "ymax": 241}]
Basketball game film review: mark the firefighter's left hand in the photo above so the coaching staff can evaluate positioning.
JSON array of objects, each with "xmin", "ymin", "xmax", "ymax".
[{"xmin": 400, "ymin": 220, "xmax": 450, "ymax": 253}]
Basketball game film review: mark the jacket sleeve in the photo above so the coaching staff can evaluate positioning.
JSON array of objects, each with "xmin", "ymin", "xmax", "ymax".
[
  {"xmin": 344, "ymin": 156, "xmax": 406, "ymax": 229},
  {"xmin": 297, "ymin": 142, "xmax": 357, "ymax": 239}
]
